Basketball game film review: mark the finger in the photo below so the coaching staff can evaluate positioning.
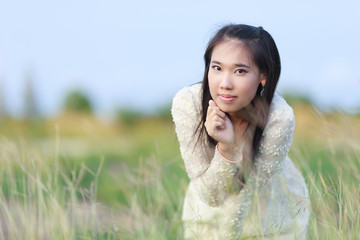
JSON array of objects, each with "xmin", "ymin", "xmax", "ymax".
[
  {"xmin": 214, "ymin": 121, "xmax": 225, "ymax": 129},
  {"xmin": 206, "ymin": 121, "xmax": 225, "ymax": 136},
  {"xmin": 215, "ymin": 109, "xmax": 226, "ymax": 118},
  {"xmin": 207, "ymin": 101, "xmax": 216, "ymax": 117},
  {"xmin": 205, "ymin": 113, "xmax": 225, "ymax": 129},
  {"xmin": 209, "ymin": 115, "xmax": 226, "ymax": 129},
  {"xmin": 206, "ymin": 105, "xmax": 214, "ymax": 119},
  {"xmin": 209, "ymin": 114, "xmax": 224, "ymax": 124},
  {"xmin": 208, "ymin": 100, "xmax": 226, "ymax": 117},
  {"xmin": 207, "ymin": 109, "xmax": 220, "ymax": 122},
  {"xmin": 208, "ymin": 106, "xmax": 226, "ymax": 120},
  {"xmin": 209, "ymin": 100, "xmax": 221, "ymax": 112}
]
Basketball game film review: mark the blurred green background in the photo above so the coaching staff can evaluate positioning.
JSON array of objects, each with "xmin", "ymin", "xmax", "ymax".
[{"xmin": 0, "ymin": 88, "xmax": 359, "ymax": 239}]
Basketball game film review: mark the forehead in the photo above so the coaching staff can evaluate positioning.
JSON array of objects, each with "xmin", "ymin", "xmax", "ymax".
[{"xmin": 211, "ymin": 40, "xmax": 254, "ymax": 66}]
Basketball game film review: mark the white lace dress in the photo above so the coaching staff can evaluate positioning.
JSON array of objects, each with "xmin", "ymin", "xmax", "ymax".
[{"xmin": 171, "ymin": 83, "xmax": 310, "ymax": 239}]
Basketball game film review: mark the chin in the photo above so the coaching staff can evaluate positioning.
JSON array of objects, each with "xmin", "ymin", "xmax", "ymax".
[
  {"xmin": 214, "ymin": 99, "xmax": 245, "ymax": 113},
  {"xmin": 218, "ymin": 105, "xmax": 241, "ymax": 114}
]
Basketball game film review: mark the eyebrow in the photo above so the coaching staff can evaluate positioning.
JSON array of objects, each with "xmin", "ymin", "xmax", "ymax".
[{"xmin": 211, "ymin": 60, "xmax": 251, "ymax": 69}]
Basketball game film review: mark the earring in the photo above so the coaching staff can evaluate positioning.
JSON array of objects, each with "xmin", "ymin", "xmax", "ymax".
[{"xmin": 260, "ymin": 86, "xmax": 265, "ymax": 96}]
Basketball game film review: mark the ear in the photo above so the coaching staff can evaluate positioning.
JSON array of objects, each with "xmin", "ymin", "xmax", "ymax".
[{"xmin": 260, "ymin": 73, "xmax": 267, "ymax": 87}]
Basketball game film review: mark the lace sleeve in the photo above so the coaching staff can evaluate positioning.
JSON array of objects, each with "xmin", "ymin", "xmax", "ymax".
[
  {"xmin": 254, "ymin": 103, "xmax": 295, "ymax": 188},
  {"xmin": 171, "ymin": 86, "xmax": 243, "ymax": 207},
  {"xmin": 226, "ymin": 97, "xmax": 296, "ymax": 238}
]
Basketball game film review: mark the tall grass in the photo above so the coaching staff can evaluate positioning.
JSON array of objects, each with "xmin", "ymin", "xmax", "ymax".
[
  {"xmin": 0, "ymin": 137, "xmax": 186, "ymax": 239},
  {"xmin": 0, "ymin": 108, "xmax": 359, "ymax": 239},
  {"xmin": 117, "ymin": 156, "xmax": 186, "ymax": 239},
  {"xmin": 300, "ymin": 146, "xmax": 360, "ymax": 239},
  {"xmin": 0, "ymin": 137, "xmax": 111, "ymax": 239},
  {"xmin": 291, "ymin": 108, "xmax": 360, "ymax": 239}
]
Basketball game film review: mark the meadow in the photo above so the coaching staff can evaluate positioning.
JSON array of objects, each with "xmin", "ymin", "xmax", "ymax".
[{"xmin": 0, "ymin": 101, "xmax": 359, "ymax": 239}]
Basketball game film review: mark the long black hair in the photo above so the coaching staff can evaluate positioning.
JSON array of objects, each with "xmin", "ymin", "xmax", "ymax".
[{"xmin": 196, "ymin": 24, "xmax": 281, "ymax": 160}]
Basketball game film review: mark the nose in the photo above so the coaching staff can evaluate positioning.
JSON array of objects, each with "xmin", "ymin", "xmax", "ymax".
[{"xmin": 219, "ymin": 72, "xmax": 233, "ymax": 89}]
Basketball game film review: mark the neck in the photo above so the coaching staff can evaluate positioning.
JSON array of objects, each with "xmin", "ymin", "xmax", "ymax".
[{"xmin": 229, "ymin": 106, "xmax": 255, "ymax": 124}]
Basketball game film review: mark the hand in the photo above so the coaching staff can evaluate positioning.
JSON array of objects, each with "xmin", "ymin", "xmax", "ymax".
[{"xmin": 204, "ymin": 100, "xmax": 234, "ymax": 145}]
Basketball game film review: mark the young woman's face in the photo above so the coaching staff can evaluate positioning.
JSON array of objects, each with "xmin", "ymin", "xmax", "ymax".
[{"xmin": 208, "ymin": 39, "xmax": 266, "ymax": 115}]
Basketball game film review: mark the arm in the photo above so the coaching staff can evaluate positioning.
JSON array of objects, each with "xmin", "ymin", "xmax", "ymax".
[
  {"xmin": 227, "ymin": 100, "xmax": 296, "ymax": 238},
  {"xmin": 253, "ymin": 104, "xmax": 295, "ymax": 188},
  {"xmin": 171, "ymin": 86, "xmax": 243, "ymax": 207}
]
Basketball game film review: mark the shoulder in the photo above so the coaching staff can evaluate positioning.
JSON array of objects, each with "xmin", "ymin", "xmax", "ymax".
[
  {"xmin": 172, "ymin": 83, "xmax": 202, "ymax": 104},
  {"xmin": 171, "ymin": 83, "xmax": 202, "ymax": 114},
  {"xmin": 266, "ymin": 92, "xmax": 295, "ymax": 130},
  {"xmin": 259, "ymin": 93, "xmax": 295, "ymax": 157}
]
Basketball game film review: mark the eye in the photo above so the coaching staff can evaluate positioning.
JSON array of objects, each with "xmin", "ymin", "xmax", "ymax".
[
  {"xmin": 211, "ymin": 65, "xmax": 221, "ymax": 71},
  {"xmin": 235, "ymin": 69, "xmax": 246, "ymax": 74}
]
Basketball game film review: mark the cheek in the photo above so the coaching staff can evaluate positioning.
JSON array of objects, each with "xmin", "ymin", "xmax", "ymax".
[
  {"xmin": 235, "ymin": 79, "xmax": 258, "ymax": 91},
  {"xmin": 208, "ymin": 71, "xmax": 215, "ymax": 84},
  {"xmin": 235, "ymin": 79, "xmax": 260, "ymax": 99},
  {"xmin": 247, "ymin": 81, "xmax": 260, "ymax": 92},
  {"xmin": 208, "ymin": 73, "xmax": 217, "ymax": 95}
]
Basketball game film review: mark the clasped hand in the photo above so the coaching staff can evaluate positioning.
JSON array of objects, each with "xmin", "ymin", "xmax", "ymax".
[{"xmin": 204, "ymin": 100, "xmax": 234, "ymax": 146}]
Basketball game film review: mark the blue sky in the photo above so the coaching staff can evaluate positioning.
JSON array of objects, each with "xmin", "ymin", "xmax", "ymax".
[{"xmin": 1, "ymin": 0, "xmax": 359, "ymax": 117}]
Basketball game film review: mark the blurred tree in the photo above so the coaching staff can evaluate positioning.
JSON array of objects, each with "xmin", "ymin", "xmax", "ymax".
[
  {"xmin": 0, "ymin": 80, "xmax": 8, "ymax": 120},
  {"xmin": 63, "ymin": 90, "xmax": 93, "ymax": 113},
  {"xmin": 154, "ymin": 102, "xmax": 172, "ymax": 121},
  {"xmin": 23, "ymin": 73, "xmax": 40, "ymax": 121},
  {"xmin": 22, "ymin": 73, "xmax": 47, "ymax": 137},
  {"xmin": 116, "ymin": 107, "xmax": 144, "ymax": 127},
  {"xmin": 282, "ymin": 92, "xmax": 313, "ymax": 107}
]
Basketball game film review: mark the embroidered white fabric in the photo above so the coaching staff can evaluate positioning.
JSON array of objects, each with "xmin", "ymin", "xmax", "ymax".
[{"xmin": 171, "ymin": 83, "xmax": 310, "ymax": 239}]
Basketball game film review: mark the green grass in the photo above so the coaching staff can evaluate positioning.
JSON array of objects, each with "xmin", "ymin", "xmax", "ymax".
[{"xmin": 0, "ymin": 109, "xmax": 359, "ymax": 239}]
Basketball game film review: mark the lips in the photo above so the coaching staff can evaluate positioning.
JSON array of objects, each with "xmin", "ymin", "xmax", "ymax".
[{"xmin": 218, "ymin": 94, "xmax": 237, "ymax": 102}]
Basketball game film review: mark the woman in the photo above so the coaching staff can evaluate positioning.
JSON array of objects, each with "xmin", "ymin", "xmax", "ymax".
[{"xmin": 171, "ymin": 24, "xmax": 310, "ymax": 239}]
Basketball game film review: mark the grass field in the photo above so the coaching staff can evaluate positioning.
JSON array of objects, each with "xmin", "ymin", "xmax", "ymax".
[{"xmin": 0, "ymin": 103, "xmax": 359, "ymax": 239}]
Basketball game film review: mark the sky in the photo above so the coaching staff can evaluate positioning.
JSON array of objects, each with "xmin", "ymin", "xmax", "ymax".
[{"xmin": 0, "ymin": 0, "xmax": 359, "ymax": 117}]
